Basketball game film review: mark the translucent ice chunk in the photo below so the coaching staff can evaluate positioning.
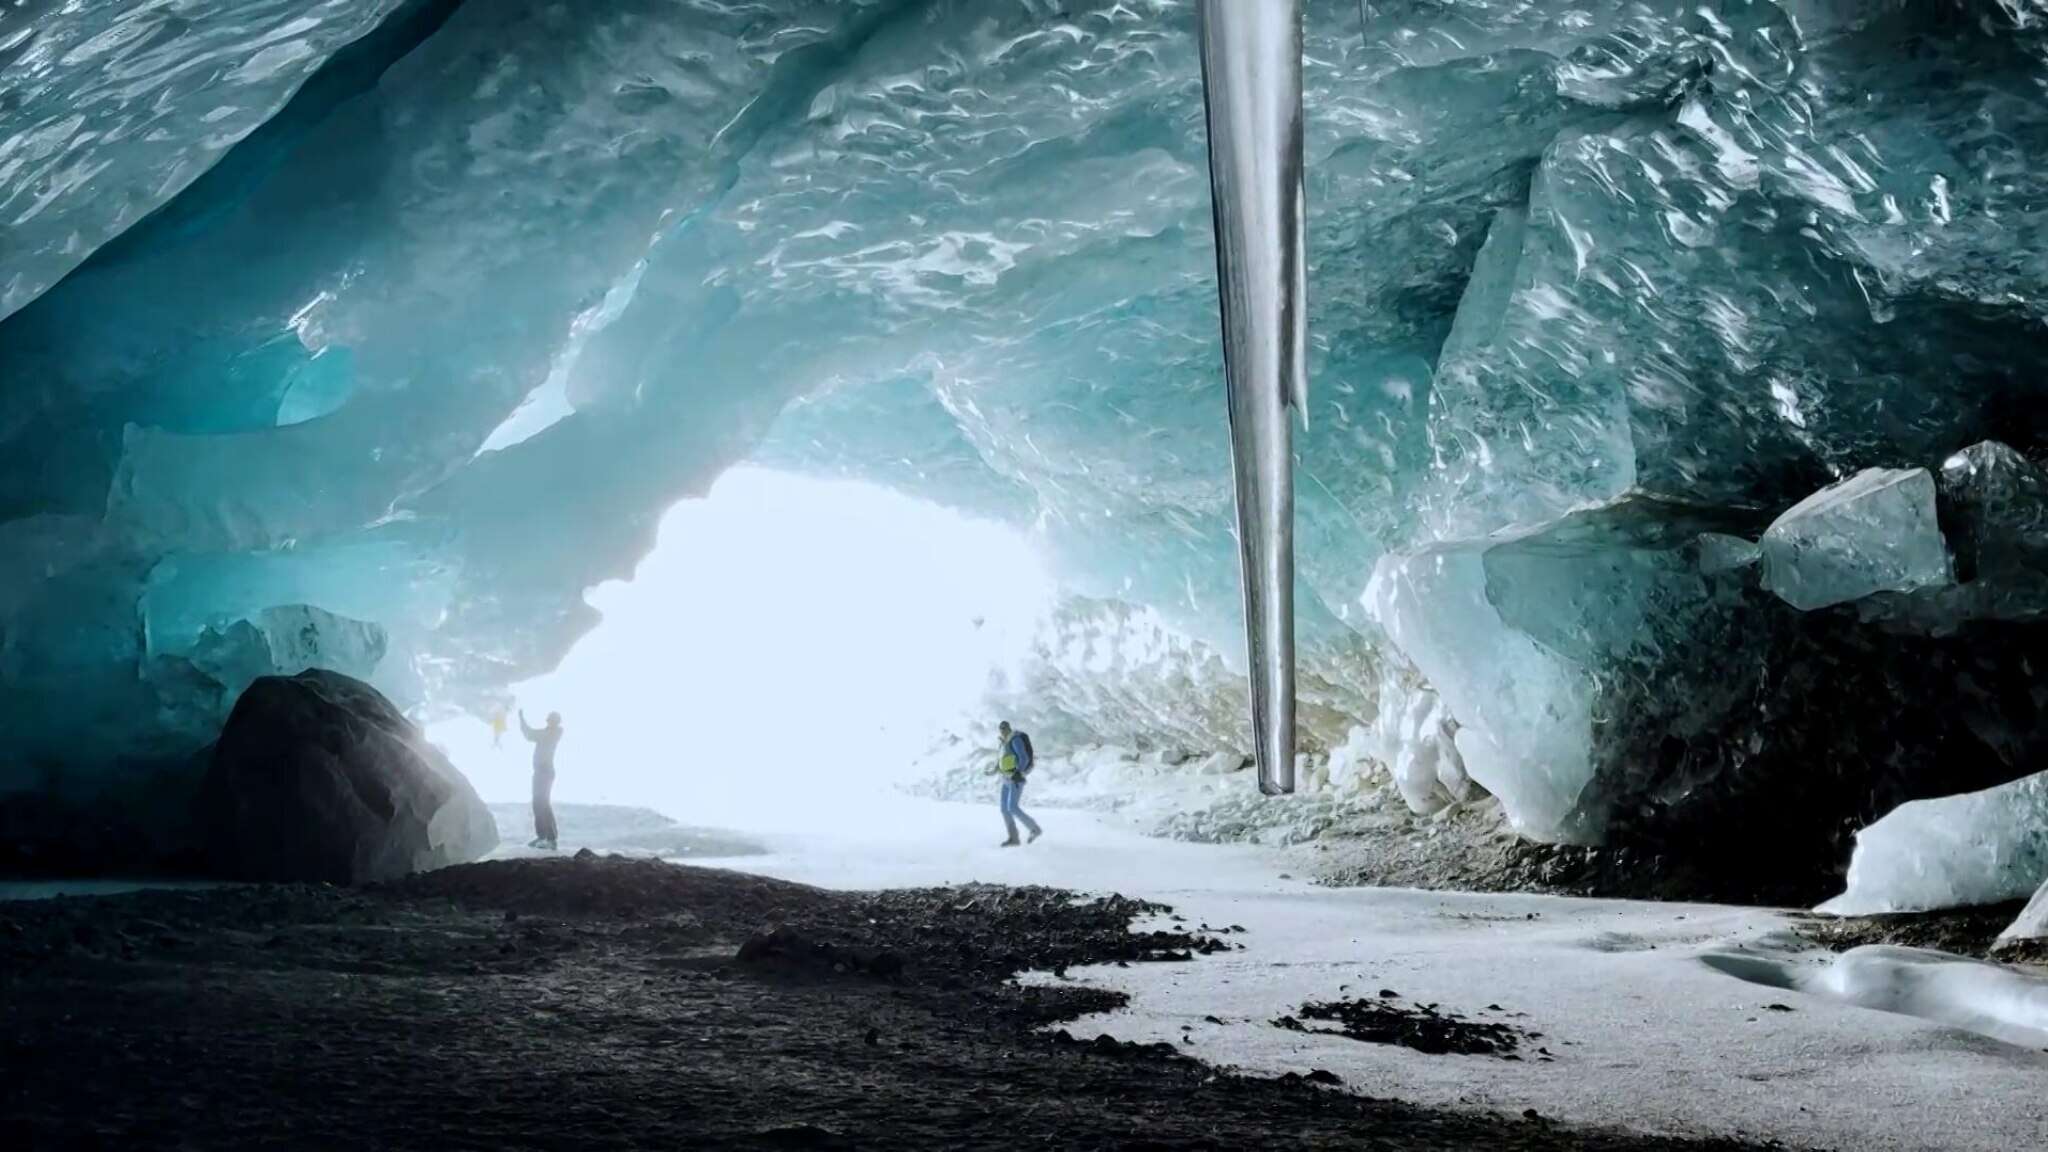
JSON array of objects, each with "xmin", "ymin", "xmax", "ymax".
[
  {"xmin": 1821, "ymin": 770, "xmax": 2048, "ymax": 915},
  {"xmin": 184, "ymin": 604, "xmax": 387, "ymax": 703},
  {"xmin": 1365, "ymin": 544, "xmax": 1594, "ymax": 842},
  {"xmin": 1759, "ymin": 467, "xmax": 1952, "ymax": 611},
  {"xmin": 1695, "ymin": 532, "xmax": 1761, "ymax": 575},
  {"xmin": 1705, "ymin": 944, "xmax": 2048, "ymax": 1050}
]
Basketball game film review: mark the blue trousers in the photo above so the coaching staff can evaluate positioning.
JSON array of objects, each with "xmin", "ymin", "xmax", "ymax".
[{"xmin": 999, "ymin": 778, "xmax": 1041, "ymax": 841}]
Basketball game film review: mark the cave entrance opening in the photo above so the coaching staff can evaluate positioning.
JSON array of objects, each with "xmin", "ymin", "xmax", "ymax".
[{"xmin": 429, "ymin": 466, "xmax": 1052, "ymax": 836}]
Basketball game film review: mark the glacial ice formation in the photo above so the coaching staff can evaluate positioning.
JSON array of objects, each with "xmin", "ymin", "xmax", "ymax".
[
  {"xmin": 966, "ymin": 594, "xmax": 1375, "ymax": 766},
  {"xmin": 1362, "ymin": 662, "xmax": 1474, "ymax": 818},
  {"xmin": 1931, "ymin": 439, "xmax": 2048, "ymax": 623},
  {"xmin": 1997, "ymin": 879, "xmax": 2048, "ymax": 952},
  {"xmin": 0, "ymin": 0, "xmax": 418, "ymax": 319},
  {"xmin": 1366, "ymin": 535, "xmax": 1595, "ymax": 839},
  {"xmin": 1822, "ymin": 770, "xmax": 2048, "ymax": 916},
  {"xmin": 1759, "ymin": 468, "xmax": 1952, "ymax": 611},
  {"xmin": 4, "ymin": 0, "xmax": 2048, "ymax": 884},
  {"xmin": 1942, "ymin": 441, "xmax": 2048, "ymax": 583}
]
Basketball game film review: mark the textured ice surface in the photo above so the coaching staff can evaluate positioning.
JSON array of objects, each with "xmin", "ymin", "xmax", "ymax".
[
  {"xmin": 1759, "ymin": 468, "xmax": 1951, "ymax": 611},
  {"xmin": 184, "ymin": 604, "xmax": 386, "ymax": 704},
  {"xmin": 1823, "ymin": 771, "xmax": 2048, "ymax": 916},
  {"xmin": 4, "ymin": 0, "xmax": 2048, "ymax": 865},
  {"xmin": 1942, "ymin": 442, "xmax": 2048, "ymax": 581},
  {"xmin": 1363, "ymin": 659, "xmax": 1472, "ymax": 816},
  {"xmin": 1695, "ymin": 532, "xmax": 1762, "ymax": 575},
  {"xmin": 1367, "ymin": 541, "xmax": 1594, "ymax": 840},
  {"xmin": 1924, "ymin": 440, "xmax": 2048, "ymax": 623},
  {"xmin": 0, "ymin": 0, "xmax": 414, "ymax": 319},
  {"xmin": 959, "ymin": 594, "xmax": 1380, "ymax": 767}
]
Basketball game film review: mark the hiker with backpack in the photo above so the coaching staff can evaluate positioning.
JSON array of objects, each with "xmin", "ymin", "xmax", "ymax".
[{"xmin": 992, "ymin": 720, "xmax": 1042, "ymax": 847}]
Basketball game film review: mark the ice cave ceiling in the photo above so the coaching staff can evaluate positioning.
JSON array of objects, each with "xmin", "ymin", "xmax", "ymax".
[{"xmin": 4, "ymin": 0, "xmax": 2048, "ymax": 862}]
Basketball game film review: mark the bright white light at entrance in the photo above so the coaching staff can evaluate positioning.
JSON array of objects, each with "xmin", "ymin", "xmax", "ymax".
[{"xmin": 432, "ymin": 467, "xmax": 1052, "ymax": 830}]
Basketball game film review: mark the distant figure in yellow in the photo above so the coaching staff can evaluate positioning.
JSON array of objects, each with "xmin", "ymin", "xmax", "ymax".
[
  {"xmin": 989, "ymin": 720, "xmax": 1041, "ymax": 847},
  {"xmin": 489, "ymin": 710, "xmax": 508, "ymax": 749}
]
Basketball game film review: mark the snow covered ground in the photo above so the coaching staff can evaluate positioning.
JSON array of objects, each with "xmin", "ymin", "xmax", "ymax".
[
  {"xmin": 6, "ymin": 793, "xmax": 2044, "ymax": 1150},
  {"xmin": 706, "ymin": 797, "xmax": 2048, "ymax": 1152}
]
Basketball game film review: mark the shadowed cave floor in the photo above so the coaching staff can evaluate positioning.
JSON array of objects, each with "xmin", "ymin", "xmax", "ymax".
[{"xmin": 0, "ymin": 854, "xmax": 1789, "ymax": 1151}]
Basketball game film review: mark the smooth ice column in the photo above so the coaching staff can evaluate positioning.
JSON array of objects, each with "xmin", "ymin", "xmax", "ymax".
[
  {"xmin": 1197, "ymin": 0, "xmax": 1306, "ymax": 795},
  {"xmin": 1821, "ymin": 769, "xmax": 2048, "ymax": 915},
  {"xmin": 1759, "ymin": 467, "xmax": 1952, "ymax": 611}
]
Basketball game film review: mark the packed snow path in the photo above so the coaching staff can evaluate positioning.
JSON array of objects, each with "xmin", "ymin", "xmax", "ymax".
[{"xmin": 690, "ymin": 799, "xmax": 2048, "ymax": 1152}]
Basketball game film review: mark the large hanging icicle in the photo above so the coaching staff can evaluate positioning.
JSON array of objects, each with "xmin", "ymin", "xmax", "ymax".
[{"xmin": 1196, "ymin": 0, "xmax": 1306, "ymax": 795}]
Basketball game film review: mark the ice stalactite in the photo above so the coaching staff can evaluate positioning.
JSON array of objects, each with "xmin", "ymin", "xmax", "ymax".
[{"xmin": 1197, "ymin": 0, "xmax": 1307, "ymax": 796}]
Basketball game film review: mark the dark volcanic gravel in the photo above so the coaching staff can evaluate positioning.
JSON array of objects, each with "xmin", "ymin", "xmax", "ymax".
[
  {"xmin": 1316, "ymin": 826, "xmax": 1843, "ymax": 909},
  {"xmin": 1787, "ymin": 902, "xmax": 2030, "ymax": 961},
  {"xmin": 1275, "ymin": 993, "xmax": 1540, "ymax": 1058},
  {"xmin": 2, "ymin": 856, "xmax": 1783, "ymax": 1150}
]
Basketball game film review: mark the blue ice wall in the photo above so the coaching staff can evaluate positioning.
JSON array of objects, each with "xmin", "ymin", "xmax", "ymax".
[{"xmin": 3, "ymin": 1, "xmax": 2046, "ymax": 868}]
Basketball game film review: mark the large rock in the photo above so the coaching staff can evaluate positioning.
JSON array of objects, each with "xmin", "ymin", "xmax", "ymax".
[{"xmin": 203, "ymin": 669, "xmax": 496, "ymax": 884}]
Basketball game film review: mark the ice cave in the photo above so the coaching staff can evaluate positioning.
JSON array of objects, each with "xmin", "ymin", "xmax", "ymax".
[{"xmin": 5, "ymin": 2, "xmax": 2048, "ymax": 1149}]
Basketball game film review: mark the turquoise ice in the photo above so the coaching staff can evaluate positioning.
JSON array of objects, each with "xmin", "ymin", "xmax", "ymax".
[{"xmin": 3, "ymin": 0, "xmax": 2046, "ymax": 859}]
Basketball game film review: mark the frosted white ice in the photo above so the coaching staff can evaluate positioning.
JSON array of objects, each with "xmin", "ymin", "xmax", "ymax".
[
  {"xmin": 1364, "ymin": 662, "xmax": 1472, "ymax": 816},
  {"xmin": 1822, "ymin": 769, "xmax": 2048, "ymax": 915},
  {"xmin": 1997, "ymin": 878, "xmax": 2048, "ymax": 950}
]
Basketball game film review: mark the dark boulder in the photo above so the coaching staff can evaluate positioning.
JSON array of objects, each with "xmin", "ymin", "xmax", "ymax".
[{"xmin": 202, "ymin": 670, "xmax": 496, "ymax": 883}]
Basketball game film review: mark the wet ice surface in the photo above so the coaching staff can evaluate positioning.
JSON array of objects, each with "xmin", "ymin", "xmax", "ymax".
[
  {"xmin": 715, "ymin": 798, "xmax": 2048, "ymax": 1152},
  {"xmin": 1702, "ymin": 945, "xmax": 2048, "ymax": 1051}
]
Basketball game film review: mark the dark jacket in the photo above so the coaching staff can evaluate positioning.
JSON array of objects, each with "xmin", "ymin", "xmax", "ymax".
[
  {"xmin": 521, "ymin": 719, "xmax": 563, "ymax": 774},
  {"xmin": 1001, "ymin": 731, "xmax": 1034, "ymax": 778}
]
